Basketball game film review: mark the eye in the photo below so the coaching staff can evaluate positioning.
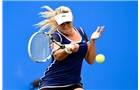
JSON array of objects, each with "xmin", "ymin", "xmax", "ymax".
[
  {"xmin": 66, "ymin": 22, "xmax": 71, "ymax": 24},
  {"xmin": 60, "ymin": 23, "xmax": 64, "ymax": 26},
  {"xmin": 60, "ymin": 22, "xmax": 71, "ymax": 26}
]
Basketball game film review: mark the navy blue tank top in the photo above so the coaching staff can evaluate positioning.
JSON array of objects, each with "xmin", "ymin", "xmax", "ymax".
[{"xmin": 39, "ymin": 27, "xmax": 89, "ymax": 88}]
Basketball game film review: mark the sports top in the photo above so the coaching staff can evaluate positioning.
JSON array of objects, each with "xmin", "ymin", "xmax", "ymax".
[{"xmin": 39, "ymin": 27, "xmax": 89, "ymax": 89}]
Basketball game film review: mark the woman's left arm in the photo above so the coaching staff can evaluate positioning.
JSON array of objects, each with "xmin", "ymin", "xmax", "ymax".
[{"xmin": 85, "ymin": 26, "xmax": 105, "ymax": 65}]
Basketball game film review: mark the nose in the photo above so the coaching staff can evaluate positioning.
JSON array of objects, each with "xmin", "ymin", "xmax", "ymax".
[{"xmin": 63, "ymin": 22, "xmax": 69, "ymax": 28}]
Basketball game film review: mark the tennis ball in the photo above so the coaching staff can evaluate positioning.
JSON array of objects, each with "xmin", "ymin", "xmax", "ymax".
[{"xmin": 95, "ymin": 54, "xmax": 105, "ymax": 63}]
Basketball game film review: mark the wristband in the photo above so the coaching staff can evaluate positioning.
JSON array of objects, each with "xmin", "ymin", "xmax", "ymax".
[{"xmin": 64, "ymin": 48, "xmax": 72, "ymax": 54}]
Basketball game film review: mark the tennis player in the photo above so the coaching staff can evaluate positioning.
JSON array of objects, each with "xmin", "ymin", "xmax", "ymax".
[{"xmin": 35, "ymin": 6, "xmax": 105, "ymax": 90}]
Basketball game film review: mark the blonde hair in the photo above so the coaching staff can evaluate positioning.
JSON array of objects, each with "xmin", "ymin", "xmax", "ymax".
[
  {"xmin": 34, "ymin": 6, "xmax": 72, "ymax": 34},
  {"xmin": 55, "ymin": 6, "xmax": 72, "ymax": 15}
]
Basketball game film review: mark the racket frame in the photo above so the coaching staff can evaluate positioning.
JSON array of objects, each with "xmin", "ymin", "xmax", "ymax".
[{"xmin": 28, "ymin": 31, "xmax": 65, "ymax": 63}]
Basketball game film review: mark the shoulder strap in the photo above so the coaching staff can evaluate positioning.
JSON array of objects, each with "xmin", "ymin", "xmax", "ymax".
[
  {"xmin": 51, "ymin": 30, "xmax": 62, "ymax": 43},
  {"xmin": 76, "ymin": 27, "xmax": 89, "ymax": 42}
]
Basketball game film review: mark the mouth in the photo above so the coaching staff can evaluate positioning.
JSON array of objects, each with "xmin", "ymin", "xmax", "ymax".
[{"xmin": 63, "ymin": 28, "xmax": 69, "ymax": 30}]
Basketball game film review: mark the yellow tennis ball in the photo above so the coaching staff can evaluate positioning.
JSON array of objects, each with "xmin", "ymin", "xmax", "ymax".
[{"xmin": 95, "ymin": 54, "xmax": 105, "ymax": 63}]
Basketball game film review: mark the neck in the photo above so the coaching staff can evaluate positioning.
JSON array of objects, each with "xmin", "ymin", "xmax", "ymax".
[{"xmin": 65, "ymin": 28, "xmax": 76, "ymax": 36}]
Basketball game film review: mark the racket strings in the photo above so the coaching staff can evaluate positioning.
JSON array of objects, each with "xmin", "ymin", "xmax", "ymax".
[{"xmin": 30, "ymin": 32, "xmax": 51, "ymax": 61}]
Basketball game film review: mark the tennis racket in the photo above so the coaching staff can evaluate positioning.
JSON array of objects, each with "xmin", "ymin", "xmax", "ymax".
[{"xmin": 28, "ymin": 30, "xmax": 65, "ymax": 63}]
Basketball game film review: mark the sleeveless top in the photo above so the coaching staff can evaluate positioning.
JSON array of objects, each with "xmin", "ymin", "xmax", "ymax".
[{"xmin": 39, "ymin": 27, "xmax": 89, "ymax": 89}]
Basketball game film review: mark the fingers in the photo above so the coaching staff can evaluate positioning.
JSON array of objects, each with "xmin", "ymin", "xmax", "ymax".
[
  {"xmin": 99, "ymin": 26, "xmax": 105, "ymax": 34},
  {"xmin": 96, "ymin": 26, "xmax": 100, "ymax": 32},
  {"xmin": 65, "ymin": 42, "xmax": 79, "ymax": 52},
  {"xmin": 96, "ymin": 26, "xmax": 105, "ymax": 32},
  {"xmin": 100, "ymin": 26, "xmax": 105, "ymax": 31},
  {"xmin": 69, "ymin": 42, "xmax": 79, "ymax": 52}
]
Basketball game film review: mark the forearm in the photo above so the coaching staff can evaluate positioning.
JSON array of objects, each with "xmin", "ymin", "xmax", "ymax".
[
  {"xmin": 53, "ymin": 43, "xmax": 79, "ymax": 61},
  {"xmin": 53, "ymin": 49, "xmax": 69, "ymax": 61},
  {"xmin": 85, "ymin": 40, "xmax": 96, "ymax": 64}
]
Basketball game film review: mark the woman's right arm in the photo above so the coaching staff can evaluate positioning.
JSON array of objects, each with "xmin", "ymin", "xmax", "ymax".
[{"xmin": 52, "ymin": 42, "xmax": 79, "ymax": 61}]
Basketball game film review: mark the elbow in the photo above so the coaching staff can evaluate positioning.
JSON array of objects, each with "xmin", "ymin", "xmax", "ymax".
[
  {"xmin": 85, "ymin": 52, "xmax": 96, "ymax": 65},
  {"xmin": 53, "ymin": 49, "xmax": 68, "ymax": 61},
  {"xmin": 86, "ymin": 56, "xmax": 96, "ymax": 65},
  {"xmin": 88, "ymin": 60, "xmax": 95, "ymax": 65},
  {"xmin": 53, "ymin": 53, "xmax": 67, "ymax": 61},
  {"xmin": 55, "ymin": 58, "xmax": 63, "ymax": 61},
  {"xmin": 53, "ymin": 55, "xmax": 63, "ymax": 61}
]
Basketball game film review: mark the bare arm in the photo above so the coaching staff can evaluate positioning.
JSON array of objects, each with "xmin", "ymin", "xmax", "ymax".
[
  {"xmin": 85, "ymin": 26, "xmax": 105, "ymax": 65},
  {"xmin": 52, "ymin": 42, "xmax": 79, "ymax": 61},
  {"xmin": 85, "ymin": 40, "xmax": 96, "ymax": 64}
]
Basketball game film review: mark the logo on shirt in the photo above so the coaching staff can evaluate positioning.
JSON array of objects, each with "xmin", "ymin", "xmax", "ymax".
[{"xmin": 82, "ymin": 40, "xmax": 86, "ymax": 43}]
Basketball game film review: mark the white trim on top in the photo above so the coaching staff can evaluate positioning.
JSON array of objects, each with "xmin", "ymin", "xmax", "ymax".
[{"xmin": 56, "ymin": 27, "xmax": 82, "ymax": 43}]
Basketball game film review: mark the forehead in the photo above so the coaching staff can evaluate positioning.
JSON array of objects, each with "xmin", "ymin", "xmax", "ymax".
[{"xmin": 60, "ymin": 21, "xmax": 72, "ymax": 25}]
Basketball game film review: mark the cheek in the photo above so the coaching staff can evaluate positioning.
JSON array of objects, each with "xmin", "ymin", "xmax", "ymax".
[
  {"xmin": 67, "ymin": 23, "xmax": 72, "ymax": 28},
  {"xmin": 58, "ymin": 26, "xmax": 62, "ymax": 29},
  {"xmin": 70, "ymin": 23, "xmax": 73, "ymax": 27}
]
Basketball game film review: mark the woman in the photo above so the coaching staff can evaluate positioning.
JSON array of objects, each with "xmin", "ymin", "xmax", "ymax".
[{"xmin": 35, "ymin": 6, "xmax": 105, "ymax": 90}]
